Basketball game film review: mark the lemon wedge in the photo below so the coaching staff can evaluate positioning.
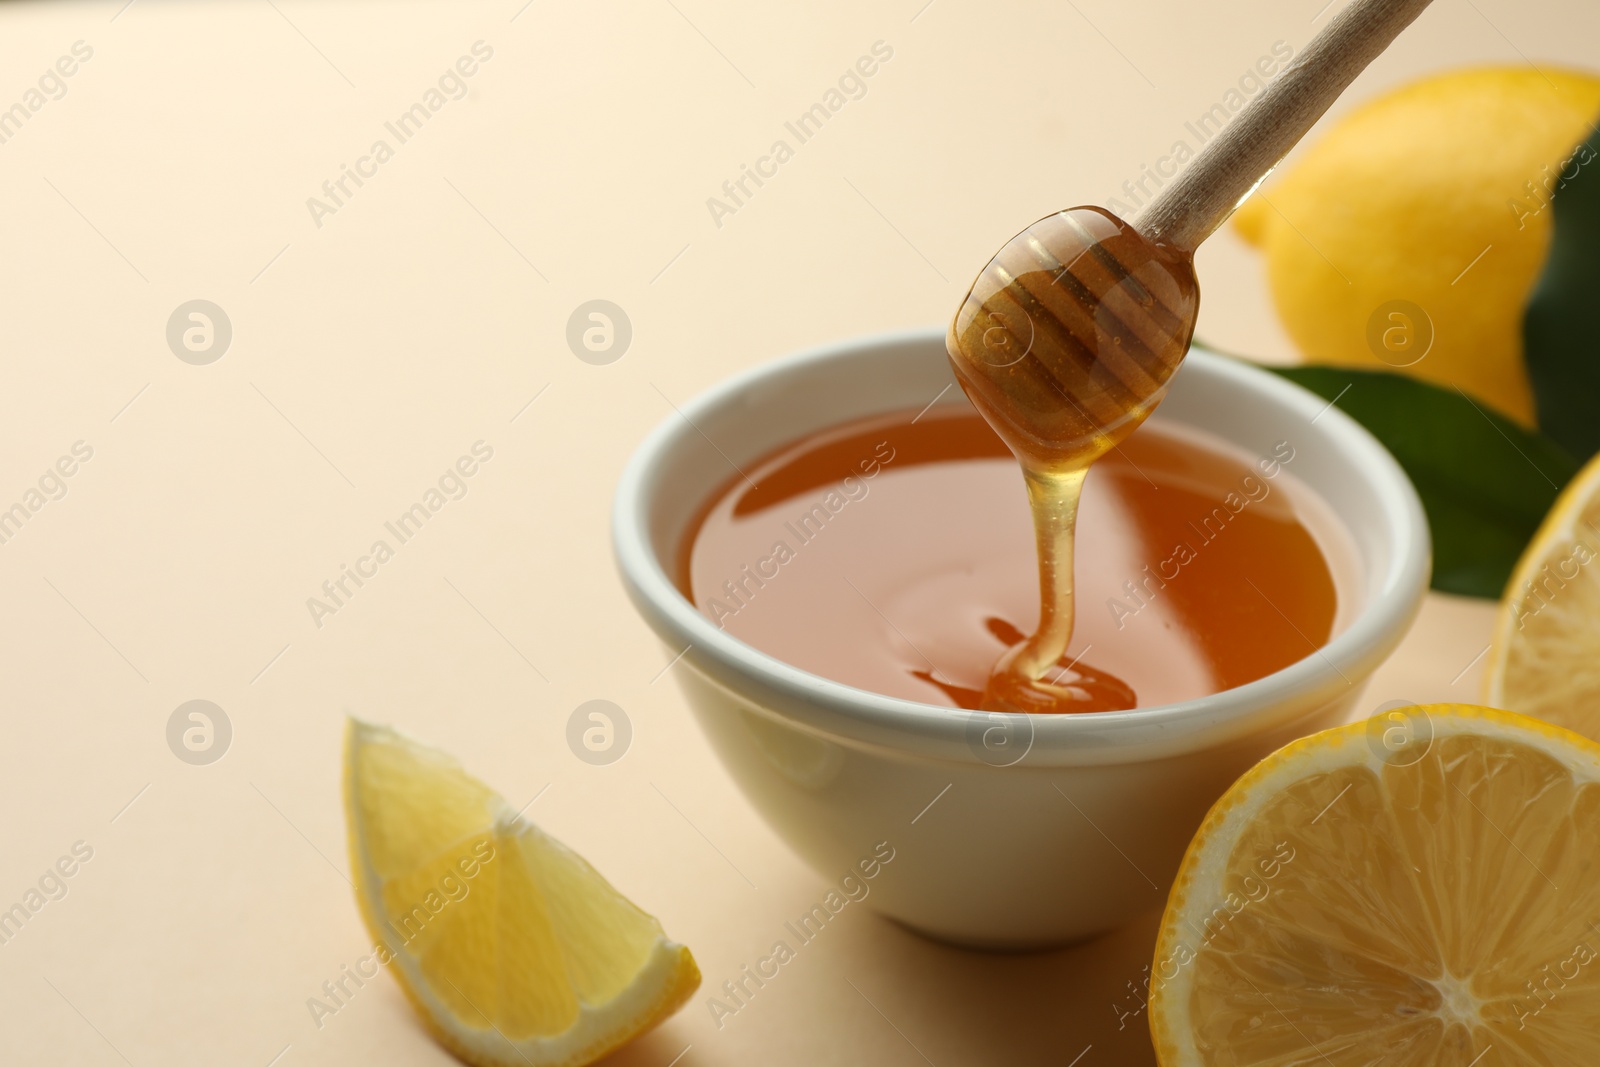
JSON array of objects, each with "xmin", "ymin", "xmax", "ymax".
[
  {"xmin": 343, "ymin": 719, "xmax": 700, "ymax": 1067},
  {"xmin": 1485, "ymin": 449, "xmax": 1600, "ymax": 739},
  {"xmin": 1150, "ymin": 705, "xmax": 1600, "ymax": 1065}
]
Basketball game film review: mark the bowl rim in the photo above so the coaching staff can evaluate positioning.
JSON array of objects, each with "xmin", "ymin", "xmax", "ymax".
[{"xmin": 612, "ymin": 327, "xmax": 1431, "ymax": 767}]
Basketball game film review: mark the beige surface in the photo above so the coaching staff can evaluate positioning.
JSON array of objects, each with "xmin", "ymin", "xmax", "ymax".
[{"xmin": 0, "ymin": 0, "xmax": 1590, "ymax": 1063}]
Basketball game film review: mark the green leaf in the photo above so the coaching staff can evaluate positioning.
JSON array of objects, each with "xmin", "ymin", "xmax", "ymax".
[
  {"xmin": 1524, "ymin": 120, "xmax": 1600, "ymax": 464},
  {"xmin": 1260, "ymin": 364, "xmax": 1582, "ymax": 598}
]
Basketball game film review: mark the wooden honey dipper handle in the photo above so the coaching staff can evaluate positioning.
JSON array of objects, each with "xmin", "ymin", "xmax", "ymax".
[{"xmin": 1133, "ymin": 0, "xmax": 1435, "ymax": 252}]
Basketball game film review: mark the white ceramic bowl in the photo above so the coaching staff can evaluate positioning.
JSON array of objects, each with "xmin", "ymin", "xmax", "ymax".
[{"xmin": 613, "ymin": 327, "xmax": 1429, "ymax": 948}]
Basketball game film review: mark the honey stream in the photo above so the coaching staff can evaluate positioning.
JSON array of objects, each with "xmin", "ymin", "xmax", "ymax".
[{"xmin": 946, "ymin": 206, "xmax": 1200, "ymax": 713}]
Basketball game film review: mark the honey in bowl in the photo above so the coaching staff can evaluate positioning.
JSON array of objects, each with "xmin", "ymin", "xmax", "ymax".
[{"xmin": 679, "ymin": 406, "xmax": 1345, "ymax": 713}]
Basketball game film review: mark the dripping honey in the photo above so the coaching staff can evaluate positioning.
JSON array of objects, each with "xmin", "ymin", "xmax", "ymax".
[{"xmin": 946, "ymin": 205, "xmax": 1205, "ymax": 711}]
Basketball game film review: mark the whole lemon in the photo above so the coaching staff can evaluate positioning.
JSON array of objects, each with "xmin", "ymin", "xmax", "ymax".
[{"xmin": 1234, "ymin": 66, "xmax": 1600, "ymax": 427}]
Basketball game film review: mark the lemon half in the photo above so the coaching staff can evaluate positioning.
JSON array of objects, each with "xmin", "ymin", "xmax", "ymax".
[
  {"xmin": 1150, "ymin": 705, "xmax": 1600, "ymax": 1065},
  {"xmin": 1485, "ymin": 449, "xmax": 1600, "ymax": 740}
]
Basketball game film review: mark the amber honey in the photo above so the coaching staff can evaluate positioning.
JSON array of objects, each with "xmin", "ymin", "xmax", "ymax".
[{"xmin": 680, "ymin": 407, "xmax": 1339, "ymax": 713}]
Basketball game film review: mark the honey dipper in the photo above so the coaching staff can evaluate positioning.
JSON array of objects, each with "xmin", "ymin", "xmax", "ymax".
[{"xmin": 948, "ymin": 0, "xmax": 1435, "ymax": 713}]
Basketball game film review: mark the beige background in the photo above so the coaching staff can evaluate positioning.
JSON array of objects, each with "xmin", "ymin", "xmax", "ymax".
[{"xmin": 0, "ymin": 0, "xmax": 1592, "ymax": 1063}]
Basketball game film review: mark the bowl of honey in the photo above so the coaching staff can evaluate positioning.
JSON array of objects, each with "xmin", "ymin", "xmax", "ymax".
[{"xmin": 613, "ymin": 327, "xmax": 1428, "ymax": 947}]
